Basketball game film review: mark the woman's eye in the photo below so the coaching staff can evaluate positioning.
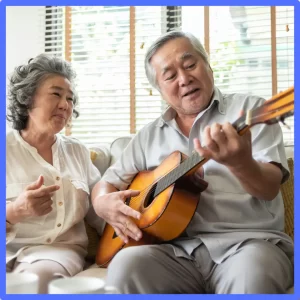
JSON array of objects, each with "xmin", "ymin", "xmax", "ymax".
[
  {"xmin": 67, "ymin": 98, "xmax": 74, "ymax": 102},
  {"xmin": 53, "ymin": 92, "xmax": 60, "ymax": 97}
]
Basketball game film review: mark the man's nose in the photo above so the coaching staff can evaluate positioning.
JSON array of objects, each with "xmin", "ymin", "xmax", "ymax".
[{"xmin": 178, "ymin": 70, "xmax": 192, "ymax": 86}]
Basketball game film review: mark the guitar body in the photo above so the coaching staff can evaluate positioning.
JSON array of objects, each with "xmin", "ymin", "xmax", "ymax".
[{"xmin": 96, "ymin": 151, "xmax": 207, "ymax": 267}]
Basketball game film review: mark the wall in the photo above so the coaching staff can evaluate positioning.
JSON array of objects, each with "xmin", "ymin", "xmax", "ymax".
[
  {"xmin": 6, "ymin": 6, "xmax": 45, "ymax": 131},
  {"xmin": 6, "ymin": 6, "xmax": 45, "ymax": 77}
]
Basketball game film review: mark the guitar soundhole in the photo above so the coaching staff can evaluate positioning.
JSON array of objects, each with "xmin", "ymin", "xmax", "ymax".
[
  {"xmin": 143, "ymin": 184, "xmax": 156, "ymax": 208},
  {"xmin": 111, "ymin": 185, "xmax": 156, "ymax": 239}
]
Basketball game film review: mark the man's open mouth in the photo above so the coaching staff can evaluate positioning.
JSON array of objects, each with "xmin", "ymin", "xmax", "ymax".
[{"xmin": 183, "ymin": 88, "xmax": 200, "ymax": 97}]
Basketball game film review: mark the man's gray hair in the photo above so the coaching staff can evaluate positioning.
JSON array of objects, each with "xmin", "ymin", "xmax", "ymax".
[{"xmin": 144, "ymin": 31, "xmax": 209, "ymax": 90}]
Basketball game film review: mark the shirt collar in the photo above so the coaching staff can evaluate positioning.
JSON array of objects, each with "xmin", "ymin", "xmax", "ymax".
[
  {"xmin": 13, "ymin": 130, "xmax": 59, "ymax": 152},
  {"xmin": 157, "ymin": 86, "xmax": 226, "ymax": 127}
]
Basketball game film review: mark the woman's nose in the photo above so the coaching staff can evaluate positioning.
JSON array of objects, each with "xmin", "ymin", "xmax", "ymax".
[{"xmin": 58, "ymin": 97, "xmax": 68, "ymax": 110}]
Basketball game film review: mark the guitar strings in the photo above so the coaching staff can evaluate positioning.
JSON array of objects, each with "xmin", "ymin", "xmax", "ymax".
[{"xmin": 126, "ymin": 153, "xmax": 203, "ymax": 208}]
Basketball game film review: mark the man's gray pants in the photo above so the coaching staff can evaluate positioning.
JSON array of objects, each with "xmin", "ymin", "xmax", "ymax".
[{"xmin": 106, "ymin": 239, "xmax": 293, "ymax": 294}]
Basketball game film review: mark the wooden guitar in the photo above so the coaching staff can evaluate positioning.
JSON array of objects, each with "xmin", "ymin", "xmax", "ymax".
[{"xmin": 96, "ymin": 87, "xmax": 294, "ymax": 267}]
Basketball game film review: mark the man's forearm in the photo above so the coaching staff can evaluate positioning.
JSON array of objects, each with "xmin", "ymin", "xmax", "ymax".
[{"xmin": 228, "ymin": 158, "xmax": 283, "ymax": 201}]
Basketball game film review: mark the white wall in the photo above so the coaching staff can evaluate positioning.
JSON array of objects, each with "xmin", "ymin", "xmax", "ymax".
[
  {"xmin": 6, "ymin": 6, "xmax": 45, "ymax": 131},
  {"xmin": 6, "ymin": 6, "xmax": 45, "ymax": 78}
]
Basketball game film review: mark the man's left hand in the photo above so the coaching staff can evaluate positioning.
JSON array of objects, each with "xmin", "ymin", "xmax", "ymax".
[{"xmin": 193, "ymin": 122, "xmax": 252, "ymax": 170}]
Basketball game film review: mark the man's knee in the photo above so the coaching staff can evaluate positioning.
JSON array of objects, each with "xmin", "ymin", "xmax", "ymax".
[
  {"xmin": 213, "ymin": 240, "xmax": 293, "ymax": 293},
  {"xmin": 107, "ymin": 245, "xmax": 155, "ymax": 278},
  {"xmin": 106, "ymin": 245, "xmax": 167, "ymax": 293}
]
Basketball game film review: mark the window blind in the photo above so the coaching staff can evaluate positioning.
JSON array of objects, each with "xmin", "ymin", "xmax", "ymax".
[
  {"xmin": 276, "ymin": 6, "xmax": 294, "ymax": 146},
  {"xmin": 44, "ymin": 6, "xmax": 65, "ymax": 57},
  {"xmin": 67, "ymin": 6, "xmax": 131, "ymax": 144},
  {"xmin": 43, "ymin": 6, "xmax": 294, "ymax": 146},
  {"xmin": 135, "ymin": 6, "xmax": 180, "ymax": 131},
  {"xmin": 209, "ymin": 6, "xmax": 273, "ymax": 98}
]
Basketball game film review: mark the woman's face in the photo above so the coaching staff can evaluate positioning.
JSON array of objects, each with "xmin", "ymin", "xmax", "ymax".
[{"xmin": 26, "ymin": 75, "xmax": 75, "ymax": 135}]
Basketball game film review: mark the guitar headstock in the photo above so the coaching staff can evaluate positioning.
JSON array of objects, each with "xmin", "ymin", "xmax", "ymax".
[{"xmin": 245, "ymin": 87, "xmax": 294, "ymax": 128}]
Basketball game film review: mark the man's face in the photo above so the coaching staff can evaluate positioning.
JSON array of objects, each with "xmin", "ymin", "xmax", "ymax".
[{"xmin": 151, "ymin": 37, "xmax": 214, "ymax": 117}]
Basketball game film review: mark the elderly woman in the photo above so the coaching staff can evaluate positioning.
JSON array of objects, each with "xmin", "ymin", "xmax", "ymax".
[{"xmin": 6, "ymin": 54, "xmax": 102, "ymax": 293}]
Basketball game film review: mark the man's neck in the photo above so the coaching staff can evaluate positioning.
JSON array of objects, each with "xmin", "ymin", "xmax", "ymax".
[{"xmin": 175, "ymin": 113, "xmax": 197, "ymax": 137}]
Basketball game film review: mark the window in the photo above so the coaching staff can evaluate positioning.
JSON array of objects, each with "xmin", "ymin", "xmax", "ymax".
[{"xmin": 43, "ymin": 6, "xmax": 294, "ymax": 146}]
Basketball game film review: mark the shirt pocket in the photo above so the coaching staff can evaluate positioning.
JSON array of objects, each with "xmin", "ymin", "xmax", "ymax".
[
  {"xmin": 6, "ymin": 183, "xmax": 47, "ymax": 226},
  {"xmin": 70, "ymin": 179, "xmax": 90, "ymax": 222}
]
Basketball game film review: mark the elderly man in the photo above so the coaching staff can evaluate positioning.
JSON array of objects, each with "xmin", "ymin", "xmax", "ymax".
[{"xmin": 91, "ymin": 31, "xmax": 293, "ymax": 294}]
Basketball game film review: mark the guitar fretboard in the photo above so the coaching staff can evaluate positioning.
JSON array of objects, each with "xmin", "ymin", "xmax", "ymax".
[{"xmin": 153, "ymin": 115, "xmax": 247, "ymax": 197}]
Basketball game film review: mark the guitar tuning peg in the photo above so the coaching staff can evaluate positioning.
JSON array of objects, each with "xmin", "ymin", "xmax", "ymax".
[
  {"xmin": 245, "ymin": 110, "xmax": 252, "ymax": 125},
  {"xmin": 280, "ymin": 119, "xmax": 291, "ymax": 130}
]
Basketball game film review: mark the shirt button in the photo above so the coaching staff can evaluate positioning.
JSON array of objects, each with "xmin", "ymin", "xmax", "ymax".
[
  {"xmin": 57, "ymin": 223, "xmax": 61, "ymax": 227},
  {"xmin": 56, "ymin": 176, "xmax": 60, "ymax": 181},
  {"xmin": 46, "ymin": 238, "xmax": 51, "ymax": 243},
  {"xmin": 58, "ymin": 202, "xmax": 63, "ymax": 206}
]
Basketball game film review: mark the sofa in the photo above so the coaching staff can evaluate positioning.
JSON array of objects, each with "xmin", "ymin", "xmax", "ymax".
[{"xmin": 75, "ymin": 136, "xmax": 295, "ymax": 294}]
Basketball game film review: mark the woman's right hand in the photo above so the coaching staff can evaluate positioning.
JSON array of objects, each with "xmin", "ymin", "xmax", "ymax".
[
  {"xmin": 7, "ymin": 175, "xmax": 60, "ymax": 224},
  {"xmin": 93, "ymin": 189, "xmax": 142, "ymax": 244}
]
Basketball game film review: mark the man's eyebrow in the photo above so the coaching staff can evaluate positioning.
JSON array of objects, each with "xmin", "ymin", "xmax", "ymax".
[
  {"xmin": 181, "ymin": 52, "xmax": 194, "ymax": 60},
  {"xmin": 49, "ymin": 85, "xmax": 74, "ymax": 95},
  {"xmin": 161, "ymin": 53, "xmax": 195, "ymax": 75}
]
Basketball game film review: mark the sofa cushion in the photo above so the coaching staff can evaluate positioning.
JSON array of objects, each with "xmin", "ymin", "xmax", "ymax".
[
  {"xmin": 90, "ymin": 145, "xmax": 111, "ymax": 176},
  {"xmin": 110, "ymin": 136, "xmax": 132, "ymax": 165},
  {"xmin": 75, "ymin": 263, "xmax": 107, "ymax": 280}
]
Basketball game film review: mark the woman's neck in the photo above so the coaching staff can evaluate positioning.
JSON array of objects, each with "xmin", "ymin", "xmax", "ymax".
[{"xmin": 20, "ymin": 128, "xmax": 56, "ymax": 152}]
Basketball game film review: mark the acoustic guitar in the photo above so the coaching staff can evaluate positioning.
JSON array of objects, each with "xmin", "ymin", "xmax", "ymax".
[{"xmin": 96, "ymin": 86, "xmax": 294, "ymax": 267}]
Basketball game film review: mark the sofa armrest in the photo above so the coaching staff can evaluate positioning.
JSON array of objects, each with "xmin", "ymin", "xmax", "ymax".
[{"xmin": 280, "ymin": 158, "xmax": 294, "ymax": 240}]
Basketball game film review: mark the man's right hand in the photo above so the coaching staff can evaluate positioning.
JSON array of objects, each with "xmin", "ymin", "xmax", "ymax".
[
  {"xmin": 7, "ymin": 175, "xmax": 60, "ymax": 224},
  {"xmin": 93, "ymin": 188, "xmax": 142, "ymax": 244}
]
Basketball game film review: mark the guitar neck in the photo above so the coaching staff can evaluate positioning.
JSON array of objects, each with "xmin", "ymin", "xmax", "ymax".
[{"xmin": 154, "ymin": 115, "xmax": 248, "ymax": 197}]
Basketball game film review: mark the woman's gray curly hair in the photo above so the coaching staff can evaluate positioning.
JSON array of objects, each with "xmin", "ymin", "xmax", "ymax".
[{"xmin": 6, "ymin": 53, "xmax": 79, "ymax": 130}]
